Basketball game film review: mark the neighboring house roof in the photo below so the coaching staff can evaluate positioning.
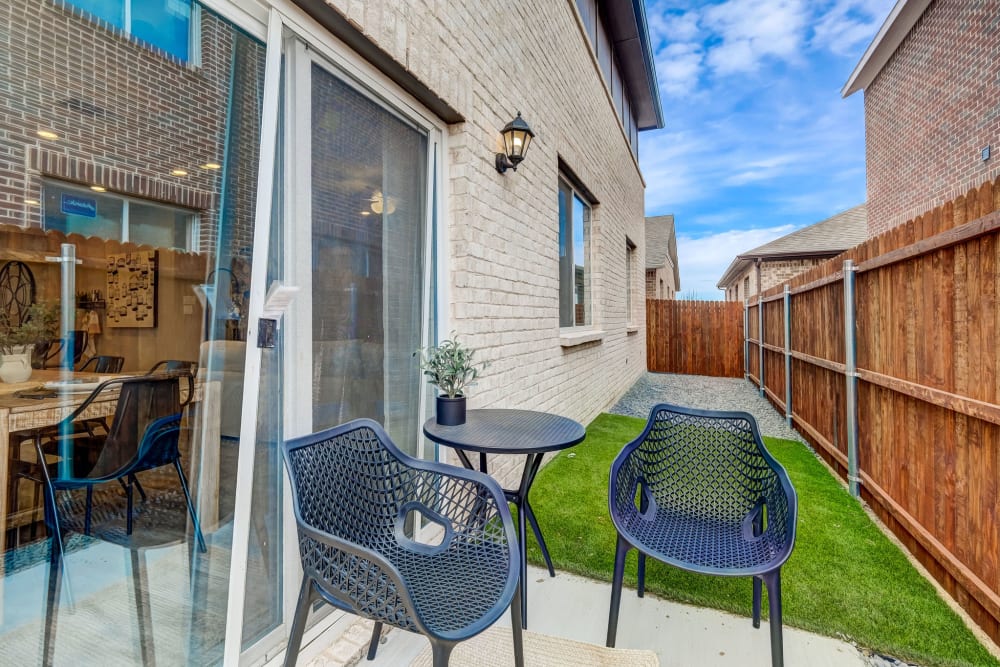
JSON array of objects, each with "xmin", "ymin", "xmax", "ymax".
[
  {"xmin": 716, "ymin": 204, "xmax": 868, "ymax": 289},
  {"xmin": 606, "ymin": 0, "xmax": 665, "ymax": 130},
  {"xmin": 645, "ymin": 214, "xmax": 681, "ymax": 289},
  {"xmin": 841, "ymin": 0, "xmax": 933, "ymax": 97}
]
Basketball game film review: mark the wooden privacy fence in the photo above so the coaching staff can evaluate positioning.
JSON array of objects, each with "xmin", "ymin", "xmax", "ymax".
[
  {"xmin": 746, "ymin": 177, "xmax": 1000, "ymax": 646},
  {"xmin": 647, "ymin": 299, "xmax": 743, "ymax": 377}
]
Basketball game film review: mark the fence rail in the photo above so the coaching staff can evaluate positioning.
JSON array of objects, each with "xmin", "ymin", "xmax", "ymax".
[
  {"xmin": 647, "ymin": 300, "xmax": 743, "ymax": 377},
  {"xmin": 745, "ymin": 177, "xmax": 1000, "ymax": 646}
]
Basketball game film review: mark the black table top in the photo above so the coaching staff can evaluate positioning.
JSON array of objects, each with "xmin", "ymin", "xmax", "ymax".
[{"xmin": 422, "ymin": 408, "xmax": 586, "ymax": 454}]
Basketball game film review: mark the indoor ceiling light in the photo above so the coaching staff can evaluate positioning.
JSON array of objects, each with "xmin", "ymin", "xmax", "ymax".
[
  {"xmin": 24, "ymin": 199, "xmax": 39, "ymax": 206},
  {"xmin": 90, "ymin": 185, "xmax": 106, "ymax": 192},
  {"xmin": 171, "ymin": 169, "xmax": 189, "ymax": 176},
  {"xmin": 36, "ymin": 129, "xmax": 59, "ymax": 140},
  {"xmin": 200, "ymin": 162, "xmax": 221, "ymax": 170},
  {"xmin": 369, "ymin": 190, "xmax": 397, "ymax": 215}
]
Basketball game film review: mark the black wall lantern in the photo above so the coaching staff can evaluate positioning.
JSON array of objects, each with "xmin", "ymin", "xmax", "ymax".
[{"xmin": 495, "ymin": 112, "xmax": 535, "ymax": 173}]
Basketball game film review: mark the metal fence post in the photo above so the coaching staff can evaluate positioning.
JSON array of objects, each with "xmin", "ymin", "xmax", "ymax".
[
  {"xmin": 783, "ymin": 284, "xmax": 792, "ymax": 427},
  {"xmin": 743, "ymin": 299, "xmax": 749, "ymax": 382},
  {"xmin": 758, "ymin": 298, "xmax": 765, "ymax": 397},
  {"xmin": 844, "ymin": 260, "xmax": 860, "ymax": 497}
]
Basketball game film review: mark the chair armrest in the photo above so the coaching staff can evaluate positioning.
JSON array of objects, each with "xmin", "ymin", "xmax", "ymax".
[
  {"xmin": 293, "ymin": 515, "xmax": 430, "ymax": 635},
  {"xmin": 608, "ymin": 440, "xmax": 644, "ymax": 524}
]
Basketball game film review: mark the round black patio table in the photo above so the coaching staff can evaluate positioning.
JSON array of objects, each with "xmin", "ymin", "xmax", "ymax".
[{"xmin": 423, "ymin": 408, "xmax": 586, "ymax": 628}]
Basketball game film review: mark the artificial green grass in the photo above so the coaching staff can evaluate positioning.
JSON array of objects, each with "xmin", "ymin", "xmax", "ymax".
[{"xmin": 525, "ymin": 413, "xmax": 998, "ymax": 667}]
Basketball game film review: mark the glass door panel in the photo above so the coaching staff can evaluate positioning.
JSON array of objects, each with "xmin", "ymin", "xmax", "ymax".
[
  {"xmin": 308, "ymin": 62, "xmax": 428, "ymax": 456},
  {"xmin": 0, "ymin": 6, "xmax": 268, "ymax": 664}
]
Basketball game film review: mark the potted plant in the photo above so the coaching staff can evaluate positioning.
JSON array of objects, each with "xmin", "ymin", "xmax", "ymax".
[
  {"xmin": 416, "ymin": 335, "xmax": 488, "ymax": 425},
  {"xmin": 0, "ymin": 301, "xmax": 59, "ymax": 383}
]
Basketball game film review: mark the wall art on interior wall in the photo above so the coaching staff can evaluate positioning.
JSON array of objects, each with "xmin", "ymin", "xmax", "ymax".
[{"xmin": 105, "ymin": 250, "xmax": 158, "ymax": 328}]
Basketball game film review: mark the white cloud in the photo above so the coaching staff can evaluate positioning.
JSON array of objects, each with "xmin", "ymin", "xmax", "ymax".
[
  {"xmin": 723, "ymin": 153, "xmax": 806, "ymax": 186},
  {"xmin": 676, "ymin": 224, "xmax": 799, "ymax": 299},
  {"xmin": 811, "ymin": 0, "xmax": 896, "ymax": 56},
  {"xmin": 702, "ymin": 0, "xmax": 808, "ymax": 75},
  {"xmin": 657, "ymin": 42, "xmax": 704, "ymax": 97}
]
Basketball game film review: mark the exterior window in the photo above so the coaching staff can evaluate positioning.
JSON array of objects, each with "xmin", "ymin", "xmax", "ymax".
[
  {"xmin": 559, "ymin": 177, "xmax": 591, "ymax": 327},
  {"xmin": 68, "ymin": 0, "xmax": 194, "ymax": 62},
  {"xmin": 626, "ymin": 239, "xmax": 636, "ymax": 324},
  {"xmin": 743, "ymin": 275, "xmax": 750, "ymax": 300},
  {"xmin": 43, "ymin": 180, "xmax": 198, "ymax": 251}
]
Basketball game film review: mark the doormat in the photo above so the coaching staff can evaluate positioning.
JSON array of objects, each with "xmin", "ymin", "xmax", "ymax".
[{"xmin": 411, "ymin": 625, "xmax": 659, "ymax": 666}]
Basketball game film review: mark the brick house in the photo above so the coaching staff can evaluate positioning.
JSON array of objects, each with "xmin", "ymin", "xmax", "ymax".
[
  {"xmin": 0, "ymin": 0, "xmax": 662, "ymax": 663},
  {"xmin": 645, "ymin": 214, "xmax": 680, "ymax": 299},
  {"xmin": 716, "ymin": 204, "xmax": 868, "ymax": 301},
  {"xmin": 842, "ymin": 0, "xmax": 1000, "ymax": 235}
]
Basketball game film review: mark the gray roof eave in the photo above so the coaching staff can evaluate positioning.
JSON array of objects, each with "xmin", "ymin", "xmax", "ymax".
[{"xmin": 606, "ymin": 0, "xmax": 665, "ymax": 130}]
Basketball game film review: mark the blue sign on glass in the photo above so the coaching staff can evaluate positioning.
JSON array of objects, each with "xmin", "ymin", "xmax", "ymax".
[{"xmin": 61, "ymin": 194, "xmax": 97, "ymax": 218}]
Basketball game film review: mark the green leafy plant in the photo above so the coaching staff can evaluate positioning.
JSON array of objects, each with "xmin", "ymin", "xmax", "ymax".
[
  {"xmin": 0, "ymin": 301, "xmax": 60, "ymax": 355},
  {"xmin": 415, "ymin": 335, "xmax": 488, "ymax": 398}
]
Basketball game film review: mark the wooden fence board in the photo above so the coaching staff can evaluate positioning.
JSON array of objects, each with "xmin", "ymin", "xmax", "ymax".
[
  {"xmin": 742, "ymin": 178, "xmax": 1000, "ymax": 646},
  {"xmin": 646, "ymin": 300, "xmax": 744, "ymax": 377}
]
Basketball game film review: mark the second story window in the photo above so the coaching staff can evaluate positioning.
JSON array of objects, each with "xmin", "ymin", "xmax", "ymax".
[
  {"xmin": 68, "ymin": 0, "xmax": 195, "ymax": 62},
  {"xmin": 559, "ymin": 177, "xmax": 592, "ymax": 327}
]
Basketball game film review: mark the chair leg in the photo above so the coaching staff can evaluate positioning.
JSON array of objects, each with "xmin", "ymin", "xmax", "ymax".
[
  {"xmin": 174, "ymin": 461, "xmax": 207, "ymax": 552},
  {"xmin": 130, "ymin": 549, "xmax": 155, "ymax": 665},
  {"xmin": 284, "ymin": 577, "xmax": 315, "ymax": 667},
  {"xmin": 510, "ymin": 582, "xmax": 524, "ymax": 667},
  {"xmin": 637, "ymin": 552, "xmax": 646, "ymax": 598},
  {"xmin": 752, "ymin": 576, "xmax": 762, "ymax": 628},
  {"xmin": 762, "ymin": 570, "xmax": 784, "ymax": 667},
  {"xmin": 429, "ymin": 640, "xmax": 455, "ymax": 667},
  {"xmin": 366, "ymin": 621, "xmax": 382, "ymax": 660},
  {"xmin": 131, "ymin": 474, "xmax": 147, "ymax": 502},
  {"xmin": 126, "ymin": 477, "xmax": 134, "ymax": 536},
  {"xmin": 84, "ymin": 485, "xmax": 93, "ymax": 536},
  {"xmin": 606, "ymin": 534, "xmax": 630, "ymax": 647},
  {"xmin": 42, "ymin": 528, "xmax": 63, "ymax": 667}
]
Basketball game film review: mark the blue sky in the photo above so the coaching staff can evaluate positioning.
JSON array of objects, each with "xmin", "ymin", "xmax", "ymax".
[{"xmin": 639, "ymin": 0, "xmax": 895, "ymax": 299}]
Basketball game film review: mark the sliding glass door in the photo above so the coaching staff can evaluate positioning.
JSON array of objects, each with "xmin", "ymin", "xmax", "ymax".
[{"xmin": 285, "ymin": 42, "xmax": 435, "ymax": 457}]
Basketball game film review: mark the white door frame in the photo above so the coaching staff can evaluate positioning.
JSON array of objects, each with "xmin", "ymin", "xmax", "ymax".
[{"xmin": 216, "ymin": 2, "xmax": 450, "ymax": 663}]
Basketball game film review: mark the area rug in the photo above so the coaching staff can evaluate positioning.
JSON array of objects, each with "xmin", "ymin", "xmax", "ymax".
[{"xmin": 410, "ymin": 626, "xmax": 659, "ymax": 666}]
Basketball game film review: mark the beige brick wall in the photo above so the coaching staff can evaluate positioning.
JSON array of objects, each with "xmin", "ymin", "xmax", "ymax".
[{"xmin": 320, "ymin": 0, "xmax": 648, "ymax": 484}]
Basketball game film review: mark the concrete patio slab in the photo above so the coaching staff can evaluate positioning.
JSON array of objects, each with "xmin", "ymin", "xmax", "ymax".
[{"xmin": 313, "ymin": 565, "xmax": 866, "ymax": 667}]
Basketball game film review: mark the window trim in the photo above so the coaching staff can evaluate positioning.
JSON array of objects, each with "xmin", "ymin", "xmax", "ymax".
[{"xmin": 558, "ymin": 175, "xmax": 594, "ymax": 330}]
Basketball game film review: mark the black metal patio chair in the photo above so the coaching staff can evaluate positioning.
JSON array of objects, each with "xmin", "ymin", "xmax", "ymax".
[
  {"xmin": 606, "ymin": 403, "xmax": 797, "ymax": 667},
  {"xmin": 282, "ymin": 419, "xmax": 523, "ymax": 667},
  {"xmin": 22, "ymin": 373, "xmax": 204, "ymax": 551},
  {"xmin": 78, "ymin": 354, "xmax": 125, "ymax": 373}
]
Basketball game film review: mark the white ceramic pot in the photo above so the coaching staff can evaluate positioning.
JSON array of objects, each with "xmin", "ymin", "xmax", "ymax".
[{"xmin": 0, "ymin": 345, "xmax": 33, "ymax": 383}]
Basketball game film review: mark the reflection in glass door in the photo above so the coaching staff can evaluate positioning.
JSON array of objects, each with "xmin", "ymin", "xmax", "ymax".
[{"xmin": 307, "ymin": 60, "xmax": 429, "ymax": 455}]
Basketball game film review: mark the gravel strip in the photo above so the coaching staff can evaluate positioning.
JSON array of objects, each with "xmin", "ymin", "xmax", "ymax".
[{"xmin": 609, "ymin": 372, "xmax": 804, "ymax": 441}]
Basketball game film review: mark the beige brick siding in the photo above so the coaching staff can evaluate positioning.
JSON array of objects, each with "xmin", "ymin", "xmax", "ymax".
[
  {"xmin": 645, "ymin": 266, "xmax": 676, "ymax": 299},
  {"xmin": 319, "ymin": 0, "xmax": 648, "ymax": 486},
  {"xmin": 865, "ymin": 0, "xmax": 1000, "ymax": 235}
]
